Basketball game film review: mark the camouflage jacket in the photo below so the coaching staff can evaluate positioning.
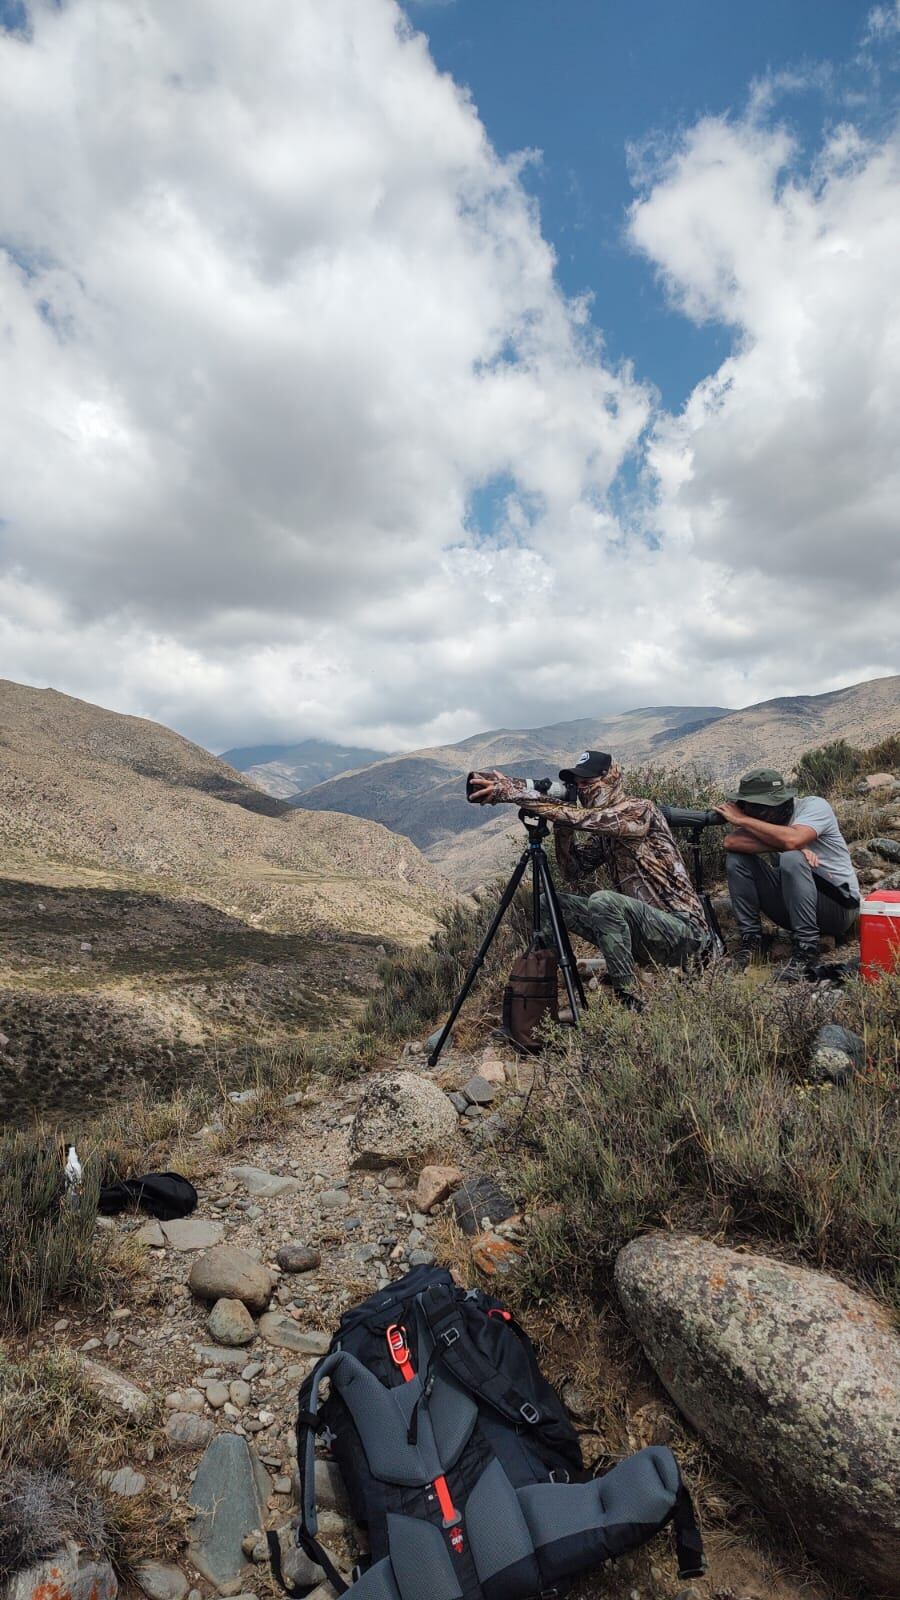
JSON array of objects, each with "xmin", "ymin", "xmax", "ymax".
[{"xmin": 480, "ymin": 769, "xmax": 708, "ymax": 935}]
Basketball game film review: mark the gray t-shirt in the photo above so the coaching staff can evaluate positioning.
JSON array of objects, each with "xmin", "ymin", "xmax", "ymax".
[{"xmin": 793, "ymin": 796, "xmax": 859, "ymax": 900}]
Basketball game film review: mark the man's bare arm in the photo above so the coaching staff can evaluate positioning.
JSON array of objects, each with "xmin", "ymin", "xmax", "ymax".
[
  {"xmin": 723, "ymin": 830, "xmax": 771, "ymax": 854},
  {"xmin": 717, "ymin": 802, "xmax": 816, "ymax": 853}
]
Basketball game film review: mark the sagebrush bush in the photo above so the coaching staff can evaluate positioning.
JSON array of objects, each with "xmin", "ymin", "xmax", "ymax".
[
  {"xmin": 0, "ymin": 1130, "xmax": 105, "ymax": 1332},
  {"xmin": 623, "ymin": 764, "xmax": 725, "ymax": 884},
  {"xmin": 518, "ymin": 968, "xmax": 900, "ymax": 1311},
  {"xmin": 794, "ymin": 730, "xmax": 900, "ymax": 798}
]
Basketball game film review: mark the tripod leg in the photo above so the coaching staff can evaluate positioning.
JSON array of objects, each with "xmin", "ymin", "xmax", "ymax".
[
  {"xmin": 426, "ymin": 849, "xmax": 531, "ymax": 1068},
  {"xmin": 536, "ymin": 850, "xmax": 586, "ymax": 1016}
]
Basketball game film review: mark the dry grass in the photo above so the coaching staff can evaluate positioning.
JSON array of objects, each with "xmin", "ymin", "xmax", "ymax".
[
  {"xmin": 513, "ymin": 968, "xmax": 900, "ymax": 1312},
  {"xmin": 0, "ymin": 1131, "xmax": 108, "ymax": 1334},
  {"xmin": 0, "ymin": 1343, "xmax": 185, "ymax": 1582}
]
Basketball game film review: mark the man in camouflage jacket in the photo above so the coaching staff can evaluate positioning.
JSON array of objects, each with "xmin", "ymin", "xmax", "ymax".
[{"xmin": 469, "ymin": 750, "xmax": 710, "ymax": 1004}]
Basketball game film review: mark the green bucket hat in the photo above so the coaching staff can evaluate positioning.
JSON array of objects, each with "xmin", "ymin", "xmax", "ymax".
[{"xmin": 725, "ymin": 767, "xmax": 798, "ymax": 806}]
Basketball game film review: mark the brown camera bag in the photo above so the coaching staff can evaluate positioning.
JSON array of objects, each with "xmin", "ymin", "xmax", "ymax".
[{"xmin": 501, "ymin": 943, "xmax": 559, "ymax": 1054}]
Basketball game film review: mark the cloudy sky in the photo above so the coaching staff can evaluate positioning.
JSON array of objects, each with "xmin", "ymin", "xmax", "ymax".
[{"xmin": 1, "ymin": 0, "xmax": 899, "ymax": 754}]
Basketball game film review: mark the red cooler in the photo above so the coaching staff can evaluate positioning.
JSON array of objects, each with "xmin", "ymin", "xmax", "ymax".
[{"xmin": 860, "ymin": 889, "xmax": 900, "ymax": 981}]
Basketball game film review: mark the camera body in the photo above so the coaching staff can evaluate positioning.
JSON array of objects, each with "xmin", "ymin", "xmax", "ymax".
[{"xmin": 519, "ymin": 776, "xmax": 578, "ymax": 805}]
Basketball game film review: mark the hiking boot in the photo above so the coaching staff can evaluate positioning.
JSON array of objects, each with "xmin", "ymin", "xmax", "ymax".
[
  {"xmin": 774, "ymin": 948, "xmax": 819, "ymax": 984},
  {"xmin": 734, "ymin": 934, "xmax": 765, "ymax": 971},
  {"xmin": 615, "ymin": 989, "xmax": 644, "ymax": 1013}
]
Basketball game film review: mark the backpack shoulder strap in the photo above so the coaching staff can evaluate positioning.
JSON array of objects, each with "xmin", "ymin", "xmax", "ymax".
[
  {"xmin": 270, "ymin": 1351, "xmax": 350, "ymax": 1598},
  {"xmin": 420, "ymin": 1286, "xmax": 544, "ymax": 1430}
]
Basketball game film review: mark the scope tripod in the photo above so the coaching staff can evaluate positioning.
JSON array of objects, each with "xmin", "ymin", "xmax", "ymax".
[
  {"xmin": 681, "ymin": 825, "xmax": 725, "ymax": 958},
  {"xmin": 427, "ymin": 813, "xmax": 586, "ymax": 1069}
]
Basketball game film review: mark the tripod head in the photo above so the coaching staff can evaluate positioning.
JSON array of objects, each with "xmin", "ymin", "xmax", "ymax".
[{"xmin": 517, "ymin": 809, "xmax": 551, "ymax": 841}]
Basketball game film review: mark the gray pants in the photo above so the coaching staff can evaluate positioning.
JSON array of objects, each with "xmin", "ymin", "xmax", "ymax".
[
  {"xmin": 725, "ymin": 850, "xmax": 857, "ymax": 954},
  {"xmin": 547, "ymin": 889, "xmax": 705, "ymax": 994}
]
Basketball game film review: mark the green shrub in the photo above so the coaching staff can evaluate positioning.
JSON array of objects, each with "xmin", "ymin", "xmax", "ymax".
[
  {"xmin": 623, "ymin": 764, "xmax": 725, "ymax": 884},
  {"xmin": 518, "ymin": 969, "xmax": 900, "ymax": 1311},
  {"xmin": 793, "ymin": 730, "xmax": 900, "ymax": 798},
  {"xmin": 794, "ymin": 738, "xmax": 860, "ymax": 796},
  {"xmin": 0, "ymin": 1130, "xmax": 105, "ymax": 1332}
]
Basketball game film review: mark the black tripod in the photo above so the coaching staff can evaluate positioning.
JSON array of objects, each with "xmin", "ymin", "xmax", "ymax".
[
  {"xmin": 682, "ymin": 826, "xmax": 725, "ymax": 957},
  {"xmin": 427, "ymin": 812, "xmax": 586, "ymax": 1069}
]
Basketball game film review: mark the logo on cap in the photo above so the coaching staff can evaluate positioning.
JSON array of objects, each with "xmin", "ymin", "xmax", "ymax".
[{"xmin": 576, "ymin": 752, "xmax": 590, "ymax": 765}]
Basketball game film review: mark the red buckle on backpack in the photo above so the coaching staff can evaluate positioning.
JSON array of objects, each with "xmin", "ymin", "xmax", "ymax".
[
  {"xmin": 386, "ymin": 1324, "xmax": 415, "ymax": 1383},
  {"xmin": 488, "ymin": 1308, "xmax": 512, "ymax": 1321},
  {"xmin": 386, "ymin": 1324, "xmax": 409, "ymax": 1365}
]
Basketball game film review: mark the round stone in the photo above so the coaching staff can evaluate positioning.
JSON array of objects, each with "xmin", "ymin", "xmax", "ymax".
[
  {"xmin": 208, "ymin": 1297, "xmax": 257, "ymax": 1347},
  {"xmin": 188, "ymin": 1246, "xmax": 273, "ymax": 1312},
  {"xmin": 276, "ymin": 1244, "xmax": 321, "ymax": 1274}
]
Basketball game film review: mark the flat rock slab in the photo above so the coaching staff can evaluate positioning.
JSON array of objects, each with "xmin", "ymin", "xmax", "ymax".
[
  {"xmin": 228, "ymin": 1164, "xmax": 301, "ymax": 1198},
  {"xmin": 99, "ymin": 1466, "xmax": 146, "ymax": 1497},
  {"xmin": 188, "ymin": 1433, "xmax": 266, "ymax": 1587},
  {"xmin": 258, "ymin": 1312, "xmax": 330, "ymax": 1355},
  {"xmin": 134, "ymin": 1219, "xmax": 166, "ymax": 1247},
  {"xmin": 161, "ymin": 1218, "xmax": 224, "ymax": 1250},
  {"xmin": 80, "ymin": 1357, "xmax": 151, "ymax": 1418},
  {"xmin": 193, "ymin": 1343, "xmax": 253, "ymax": 1368},
  {"xmin": 615, "ymin": 1232, "xmax": 900, "ymax": 1594},
  {"xmin": 452, "ymin": 1175, "xmax": 517, "ymax": 1237},
  {"xmin": 463, "ymin": 1074, "xmax": 496, "ymax": 1105},
  {"xmin": 134, "ymin": 1563, "xmax": 188, "ymax": 1600}
]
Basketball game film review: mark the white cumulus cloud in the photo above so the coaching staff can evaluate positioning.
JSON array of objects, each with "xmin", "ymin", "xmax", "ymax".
[{"xmin": 0, "ymin": 0, "xmax": 898, "ymax": 752}]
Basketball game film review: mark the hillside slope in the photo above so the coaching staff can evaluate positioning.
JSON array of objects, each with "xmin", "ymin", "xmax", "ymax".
[
  {"xmin": 0, "ymin": 680, "xmax": 448, "ymax": 939},
  {"xmin": 658, "ymin": 674, "xmax": 900, "ymax": 778}
]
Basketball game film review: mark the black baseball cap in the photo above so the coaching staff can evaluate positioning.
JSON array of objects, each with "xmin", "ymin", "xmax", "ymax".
[{"xmin": 558, "ymin": 750, "xmax": 613, "ymax": 782}]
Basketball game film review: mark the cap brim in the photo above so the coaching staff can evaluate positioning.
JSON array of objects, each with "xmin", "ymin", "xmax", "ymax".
[{"xmin": 726, "ymin": 786, "xmax": 798, "ymax": 805}]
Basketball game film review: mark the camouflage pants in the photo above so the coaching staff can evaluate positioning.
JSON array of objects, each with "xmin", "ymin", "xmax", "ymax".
[{"xmin": 546, "ymin": 889, "xmax": 706, "ymax": 994}]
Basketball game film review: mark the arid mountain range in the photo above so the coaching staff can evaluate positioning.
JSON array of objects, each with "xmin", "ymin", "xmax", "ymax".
[
  {"xmin": 220, "ymin": 737, "xmax": 390, "ymax": 800},
  {"xmin": 291, "ymin": 675, "xmax": 900, "ymax": 882}
]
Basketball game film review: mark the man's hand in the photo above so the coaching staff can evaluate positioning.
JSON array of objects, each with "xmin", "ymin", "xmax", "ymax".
[
  {"xmin": 468, "ymin": 769, "xmax": 505, "ymax": 805},
  {"xmin": 802, "ymin": 846, "xmax": 820, "ymax": 868},
  {"xmin": 715, "ymin": 801, "xmax": 747, "ymax": 826}
]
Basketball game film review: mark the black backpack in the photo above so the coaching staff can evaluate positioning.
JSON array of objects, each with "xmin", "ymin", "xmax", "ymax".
[
  {"xmin": 98, "ymin": 1171, "xmax": 198, "ymax": 1221},
  {"xmin": 272, "ymin": 1266, "xmax": 705, "ymax": 1600}
]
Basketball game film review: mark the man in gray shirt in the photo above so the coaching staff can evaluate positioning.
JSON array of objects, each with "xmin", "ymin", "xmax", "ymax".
[{"xmin": 718, "ymin": 767, "xmax": 860, "ymax": 980}]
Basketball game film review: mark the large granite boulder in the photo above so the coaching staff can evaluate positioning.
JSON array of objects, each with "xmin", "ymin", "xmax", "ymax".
[
  {"xmin": 349, "ymin": 1071, "xmax": 458, "ymax": 1168},
  {"xmin": 615, "ymin": 1233, "xmax": 900, "ymax": 1593}
]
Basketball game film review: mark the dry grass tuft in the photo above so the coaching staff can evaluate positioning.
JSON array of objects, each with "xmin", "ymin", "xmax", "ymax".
[
  {"xmin": 0, "ymin": 1342, "xmax": 185, "ymax": 1582},
  {"xmin": 0, "ymin": 1130, "xmax": 106, "ymax": 1333}
]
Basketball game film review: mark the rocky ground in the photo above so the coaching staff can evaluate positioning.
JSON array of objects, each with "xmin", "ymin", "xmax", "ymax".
[{"xmin": 9, "ymin": 1021, "xmax": 896, "ymax": 1600}]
